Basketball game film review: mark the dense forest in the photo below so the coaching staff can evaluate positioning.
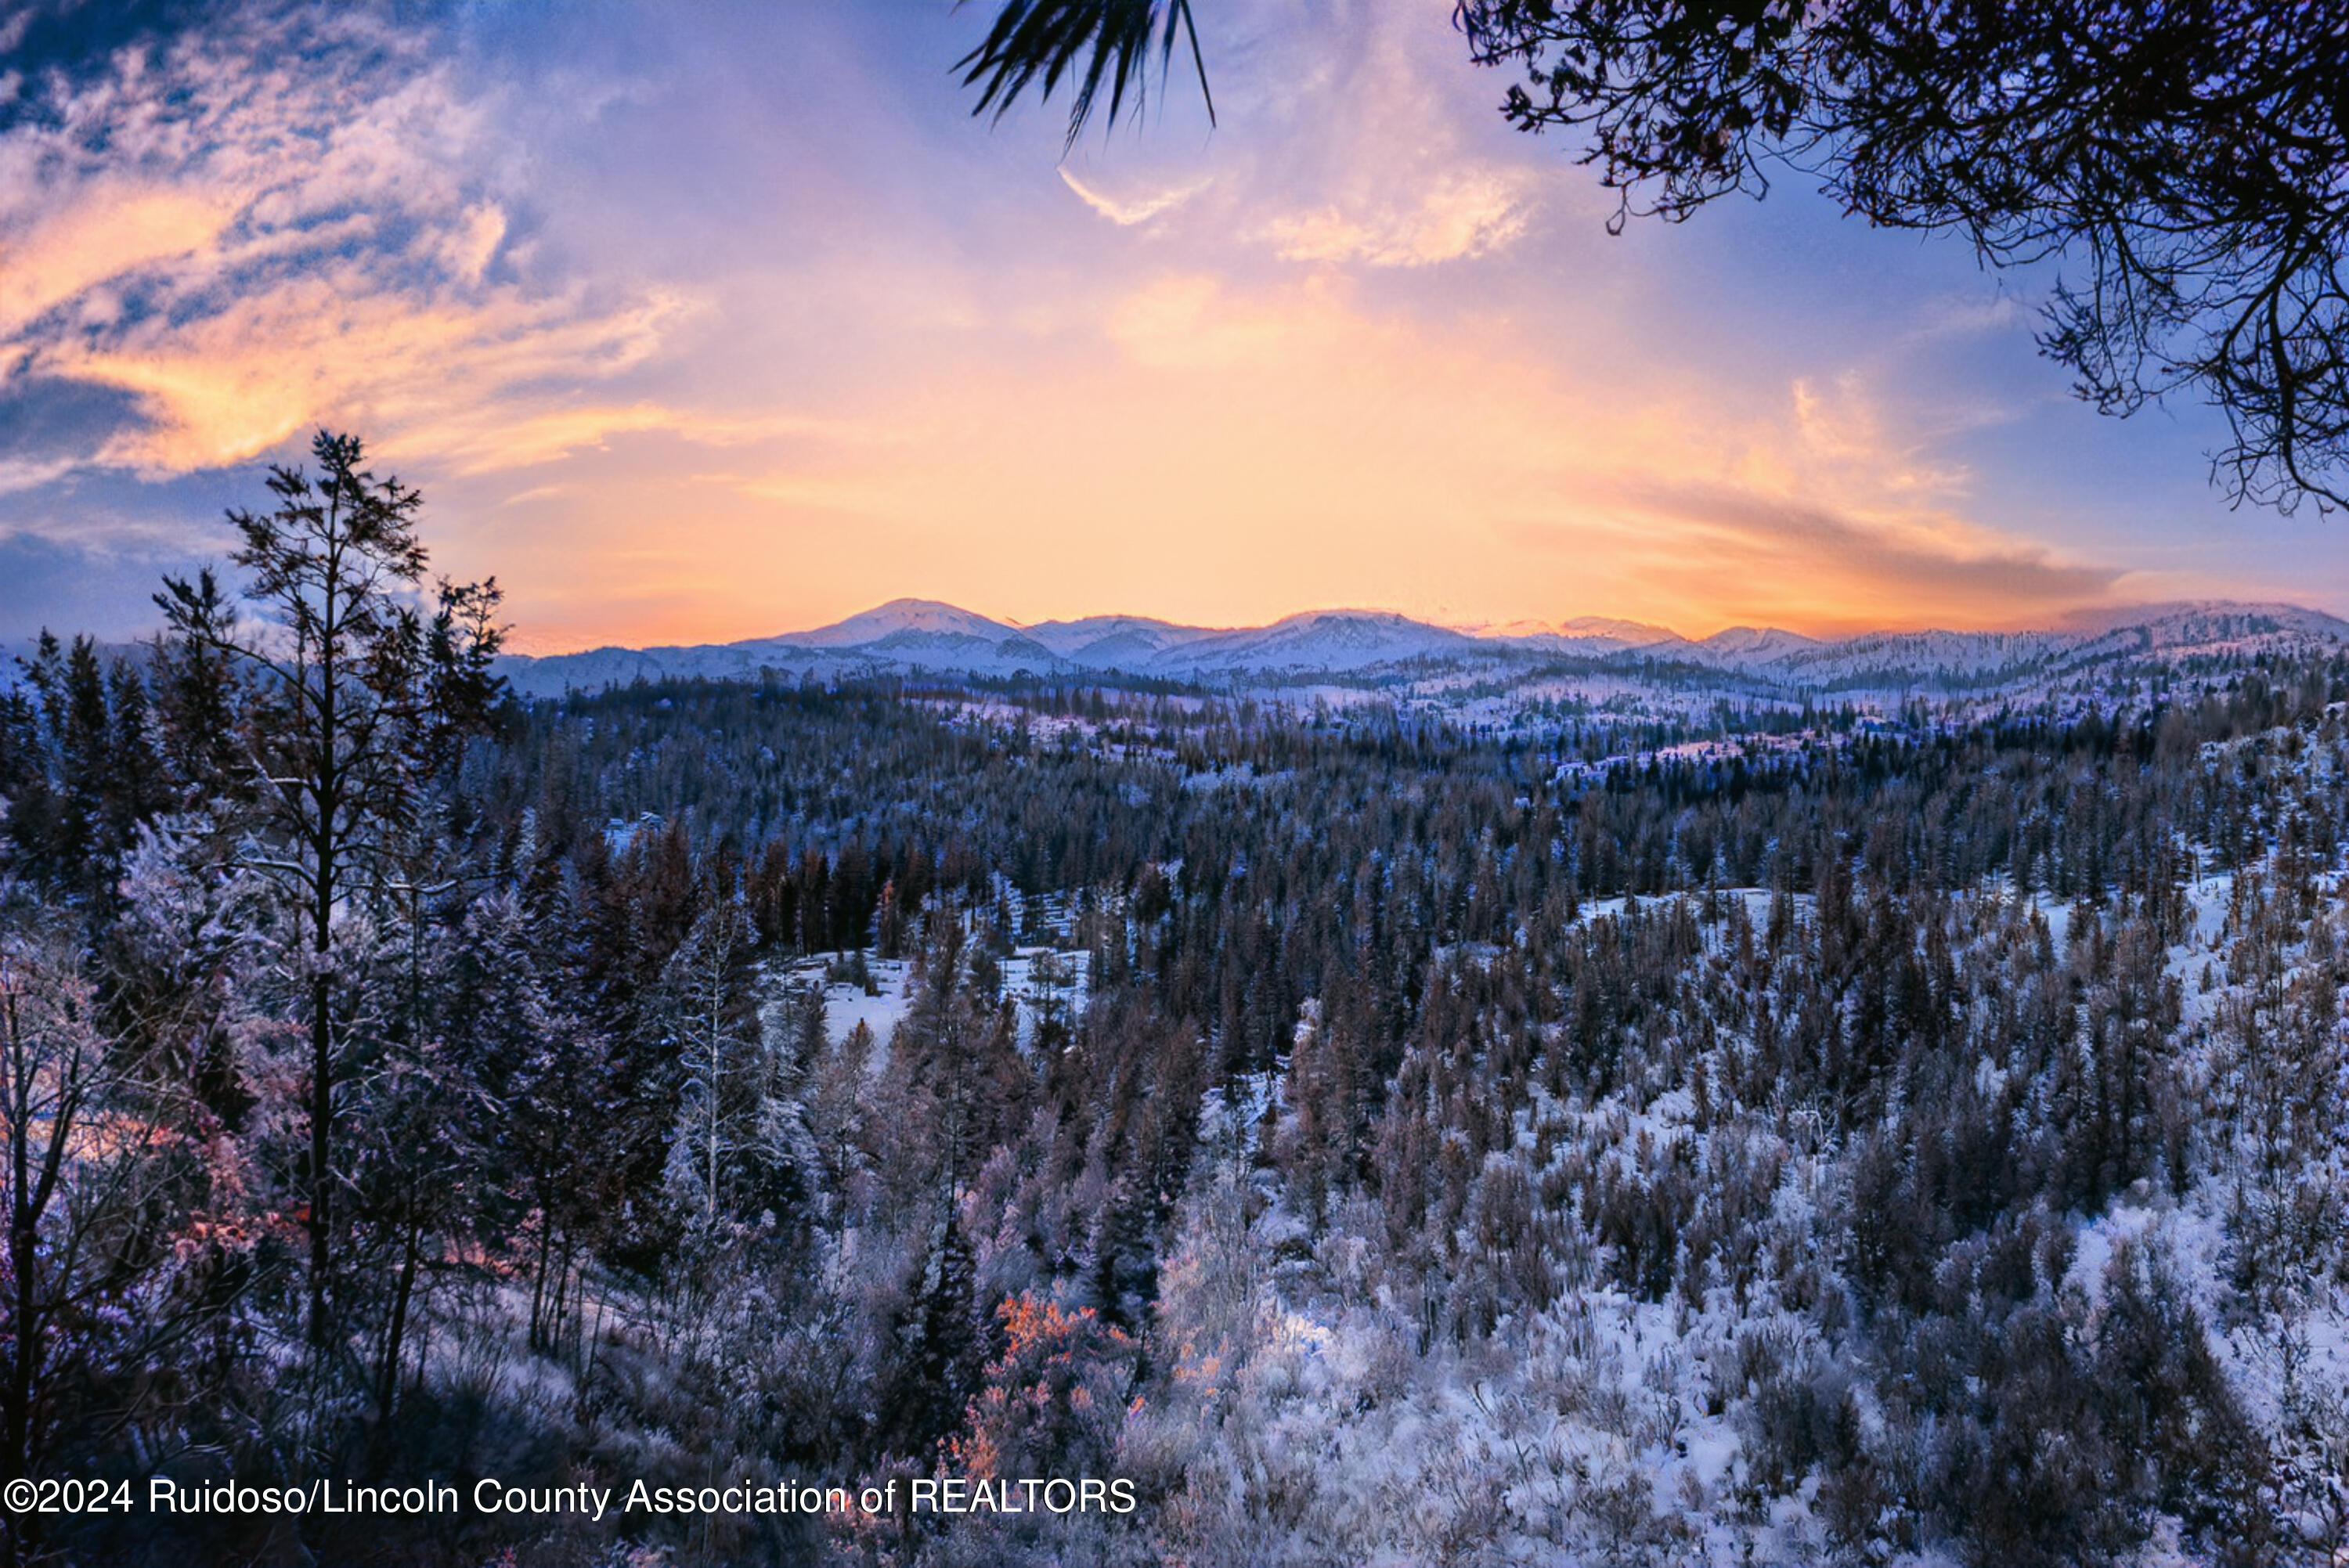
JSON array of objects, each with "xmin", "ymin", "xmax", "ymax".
[{"xmin": 5, "ymin": 499, "xmax": 2349, "ymax": 1564}]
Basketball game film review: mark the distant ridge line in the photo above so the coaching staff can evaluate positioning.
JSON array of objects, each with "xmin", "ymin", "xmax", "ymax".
[{"xmin": 496, "ymin": 597, "xmax": 2349, "ymax": 700}]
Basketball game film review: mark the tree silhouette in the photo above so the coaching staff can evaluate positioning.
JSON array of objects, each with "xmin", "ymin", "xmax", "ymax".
[
  {"xmin": 154, "ymin": 430, "xmax": 504, "ymax": 1348},
  {"xmin": 958, "ymin": 0, "xmax": 1212, "ymax": 148}
]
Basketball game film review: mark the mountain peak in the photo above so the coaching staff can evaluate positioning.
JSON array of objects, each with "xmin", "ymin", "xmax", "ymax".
[
  {"xmin": 763, "ymin": 599, "xmax": 1024, "ymax": 650},
  {"xmin": 1698, "ymin": 625, "xmax": 1820, "ymax": 655}
]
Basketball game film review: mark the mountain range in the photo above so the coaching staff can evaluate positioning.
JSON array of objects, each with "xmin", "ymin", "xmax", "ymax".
[{"xmin": 496, "ymin": 598, "xmax": 2349, "ymax": 704}]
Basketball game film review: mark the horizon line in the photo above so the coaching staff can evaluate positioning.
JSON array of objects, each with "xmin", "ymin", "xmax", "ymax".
[{"xmin": 493, "ymin": 593, "xmax": 2348, "ymax": 661}]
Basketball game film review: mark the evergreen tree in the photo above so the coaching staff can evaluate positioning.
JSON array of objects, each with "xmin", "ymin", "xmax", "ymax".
[{"xmin": 154, "ymin": 430, "xmax": 503, "ymax": 1347}]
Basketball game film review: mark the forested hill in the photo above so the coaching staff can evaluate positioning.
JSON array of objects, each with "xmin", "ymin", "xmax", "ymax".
[
  {"xmin": 4, "ymin": 625, "xmax": 2348, "ymax": 1564},
  {"xmin": 496, "ymin": 596, "xmax": 2349, "ymax": 710}
]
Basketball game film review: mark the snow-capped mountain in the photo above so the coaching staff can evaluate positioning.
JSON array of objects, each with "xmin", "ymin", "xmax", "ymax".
[
  {"xmin": 1465, "ymin": 616, "xmax": 1683, "ymax": 655},
  {"xmin": 1021, "ymin": 608, "xmax": 1481, "ymax": 675},
  {"xmin": 496, "ymin": 597, "xmax": 2349, "ymax": 701},
  {"xmin": 1147, "ymin": 610, "xmax": 1481, "ymax": 675},
  {"xmin": 732, "ymin": 598, "xmax": 1066, "ymax": 677},
  {"xmin": 1020, "ymin": 615, "xmax": 1224, "ymax": 665},
  {"xmin": 751, "ymin": 598, "xmax": 1025, "ymax": 651},
  {"xmin": 1688, "ymin": 625, "xmax": 1822, "ymax": 665}
]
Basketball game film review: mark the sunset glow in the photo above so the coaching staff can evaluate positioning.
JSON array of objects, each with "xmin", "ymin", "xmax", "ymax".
[{"xmin": 5, "ymin": 2, "xmax": 2344, "ymax": 651}]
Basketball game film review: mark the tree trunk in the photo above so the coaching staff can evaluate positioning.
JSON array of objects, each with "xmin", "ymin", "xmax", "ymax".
[
  {"xmin": 553, "ymin": 1233, "xmax": 577, "ymax": 1361},
  {"xmin": 531, "ymin": 1213, "xmax": 557, "ymax": 1352},
  {"xmin": 6, "ymin": 1062, "xmax": 34, "ymax": 1568},
  {"xmin": 377, "ymin": 1217, "xmax": 421, "ymax": 1422},
  {"xmin": 308, "ymin": 968, "xmax": 333, "ymax": 1346}
]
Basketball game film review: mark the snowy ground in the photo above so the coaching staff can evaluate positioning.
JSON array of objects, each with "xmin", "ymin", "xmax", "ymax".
[{"xmin": 772, "ymin": 943, "xmax": 1092, "ymax": 1059}]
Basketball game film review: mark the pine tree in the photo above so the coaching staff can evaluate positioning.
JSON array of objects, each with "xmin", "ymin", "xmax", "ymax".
[
  {"xmin": 154, "ymin": 430, "xmax": 503, "ymax": 1347},
  {"xmin": 658, "ymin": 896, "xmax": 761, "ymax": 1224}
]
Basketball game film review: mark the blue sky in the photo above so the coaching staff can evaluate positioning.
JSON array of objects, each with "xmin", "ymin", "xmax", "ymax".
[{"xmin": 3, "ymin": 0, "xmax": 2342, "ymax": 651}]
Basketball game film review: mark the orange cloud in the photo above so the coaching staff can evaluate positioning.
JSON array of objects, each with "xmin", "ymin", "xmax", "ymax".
[
  {"xmin": 0, "ymin": 183, "xmax": 238, "ymax": 337},
  {"xmin": 49, "ymin": 274, "xmax": 683, "ymax": 475},
  {"xmin": 1586, "ymin": 482, "xmax": 2122, "ymax": 632}
]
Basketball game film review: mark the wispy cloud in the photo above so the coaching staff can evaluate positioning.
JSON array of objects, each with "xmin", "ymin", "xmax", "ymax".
[
  {"xmin": 1045, "ymin": 0, "xmax": 1548, "ymax": 270},
  {"xmin": 0, "ymin": 182, "xmax": 237, "ymax": 338},
  {"xmin": 0, "ymin": 494, "xmax": 237, "ymax": 557},
  {"xmin": 0, "ymin": 457, "xmax": 84, "ymax": 499},
  {"xmin": 1058, "ymin": 168, "xmax": 1211, "ymax": 225},
  {"xmin": 1262, "ymin": 169, "xmax": 1534, "ymax": 266},
  {"xmin": 1607, "ymin": 481, "xmax": 2122, "ymax": 626},
  {"xmin": 56, "ymin": 279, "xmax": 686, "ymax": 474},
  {"xmin": 419, "ymin": 401, "xmax": 897, "ymax": 477},
  {"xmin": 1232, "ymin": 2, "xmax": 1545, "ymax": 267}
]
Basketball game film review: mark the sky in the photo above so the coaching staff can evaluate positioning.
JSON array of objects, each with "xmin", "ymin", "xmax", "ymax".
[{"xmin": 2, "ymin": 0, "xmax": 2344, "ymax": 653}]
